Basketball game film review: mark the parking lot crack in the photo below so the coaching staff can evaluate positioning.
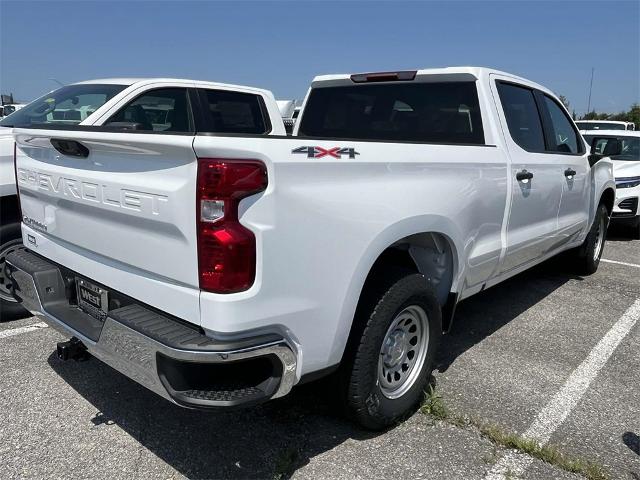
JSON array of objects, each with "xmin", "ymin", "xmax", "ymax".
[{"xmin": 420, "ymin": 389, "xmax": 610, "ymax": 480}]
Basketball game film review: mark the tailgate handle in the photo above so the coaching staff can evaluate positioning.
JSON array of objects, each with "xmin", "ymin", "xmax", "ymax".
[{"xmin": 50, "ymin": 139, "xmax": 89, "ymax": 158}]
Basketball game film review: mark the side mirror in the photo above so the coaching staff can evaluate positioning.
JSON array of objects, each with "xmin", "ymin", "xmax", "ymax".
[{"xmin": 588, "ymin": 137, "xmax": 622, "ymax": 166}]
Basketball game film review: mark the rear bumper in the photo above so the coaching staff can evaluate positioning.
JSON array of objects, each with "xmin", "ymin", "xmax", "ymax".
[{"xmin": 5, "ymin": 248, "xmax": 297, "ymax": 409}]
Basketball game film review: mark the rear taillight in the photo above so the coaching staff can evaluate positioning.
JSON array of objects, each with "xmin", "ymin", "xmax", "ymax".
[{"xmin": 196, "ymin": 159, "xmax": 267, "ymax": 293}]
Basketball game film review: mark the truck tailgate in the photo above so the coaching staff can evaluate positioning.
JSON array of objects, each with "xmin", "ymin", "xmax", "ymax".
[{"xmin": 14, "ymin": 129, "xmax": 200, "ymax": 320}]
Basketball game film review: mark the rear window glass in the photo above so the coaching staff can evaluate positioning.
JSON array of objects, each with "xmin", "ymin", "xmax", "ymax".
[
  {"xmin": 297, "ymin": 82, "xmax": 485, "ymax": 144},
  {"xmin": 199, "ymin": 89, "xmax": 269, "ymax": 134},
  {"xmin": 0, "ymin": 84, "xmax": 127, "ymax": 127}
]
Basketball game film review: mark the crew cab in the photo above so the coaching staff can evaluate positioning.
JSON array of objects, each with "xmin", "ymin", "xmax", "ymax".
[{"xmin": 4, "ymin": 68, "xmax": 615, "ymax": 429}]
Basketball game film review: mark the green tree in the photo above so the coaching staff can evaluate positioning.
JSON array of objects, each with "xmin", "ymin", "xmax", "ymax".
[
  {"xmin": 578, "ymin": 103, "xmax": 639, "ymax": 127},
  {"xmin": 580, "ymin": 110, "xmax": 610, "ymax": 120}
]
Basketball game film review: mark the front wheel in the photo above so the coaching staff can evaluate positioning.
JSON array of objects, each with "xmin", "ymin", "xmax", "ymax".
[
  {"xmin": 569, "ymin": 203, "xmax": 609, "ymax": 275},
  {"xmin": 340, "ymin": 273, "xmax": 442, "ymax": 430}
]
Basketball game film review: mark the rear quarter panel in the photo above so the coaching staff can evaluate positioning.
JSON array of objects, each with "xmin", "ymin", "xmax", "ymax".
[{"xmin": 193, "ymin": 135, "xmax": 509, "ymax": 374}]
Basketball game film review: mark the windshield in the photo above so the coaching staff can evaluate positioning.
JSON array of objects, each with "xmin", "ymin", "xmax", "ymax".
[
  {"xmin": 0, "ymin": 83, "xmax": 127, "ymax": 127},
  {"xmin": 584, "ymin": 135, "xmax": 640, "ymax": 161},
  {"xmin": 2, "ymin": 105, "xmax": 16, "ymax": 116},
  {"xmin": 575, "ymin": 121, "xmax": 626, "ymax": 131}
]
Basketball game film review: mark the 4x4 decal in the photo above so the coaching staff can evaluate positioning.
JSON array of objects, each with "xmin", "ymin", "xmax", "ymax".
[{"xmin": 292, "ymin": 146, "xmax": 360, "ymax": 159}]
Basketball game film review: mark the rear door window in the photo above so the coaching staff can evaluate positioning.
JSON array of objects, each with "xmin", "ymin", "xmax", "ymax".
[
  {"xmin": 198, "ymin": 89, "xmax": 270, "ymax": 134},
  {"xmin": 297, "ymin": 82, "xmax": 485, "ymax": 144},
  {"xmin": 106, "ymin": 88, "xmax": 193, "ymax": 132},
  {"xmin": 496, "ymin": 82, "xmax": 546, "ymax": 152}
]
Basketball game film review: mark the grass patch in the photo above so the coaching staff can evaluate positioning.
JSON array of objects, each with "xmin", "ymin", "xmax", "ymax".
[
  {"xmin": 477, "ymin": 423, "xmax": 608, "ymax": 480},
  {"xmin": 420, "ymin": 385, "xmax": 467, "ymax": 427},
  {"xmin": 420, "ymin": 388, "xmax": 609, "ymax": 480},
  {"xmin": 419, "ymin": 385, "xmax": 449, "ymax": 420}
]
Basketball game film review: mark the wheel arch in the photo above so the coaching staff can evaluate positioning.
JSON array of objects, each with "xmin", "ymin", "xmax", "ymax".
[
  {"xmin": 600, "ymin": 187, "xmax": 615, "ymax": 215},
  {"xmin": 0, "ymin": 194, "xmax": 21, "ymax": 225},
  {"xmin": 332, "ymin": 216, "xmax": 464, "ymax": 368}
]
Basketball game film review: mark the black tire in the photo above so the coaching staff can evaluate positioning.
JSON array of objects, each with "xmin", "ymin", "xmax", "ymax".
[
  {"xmin": 633, "ymin": 216, "xmax": 640, "ymax": 240},
  {"xmin": 339, "ymin": 273, "xmax": 442, "ymax": 430},
  {"xmin": 0, "ymin": 222, "xmax": 28, "ymax": 321},
  {"xmin": 569, "ymin": 203, "xmax": 609, "ymax": 275}
]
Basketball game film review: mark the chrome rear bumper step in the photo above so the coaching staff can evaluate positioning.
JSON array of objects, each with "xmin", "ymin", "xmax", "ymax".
[{"xmin": 5, "ymin": 248, "xmax": 297, "ymax": 408}]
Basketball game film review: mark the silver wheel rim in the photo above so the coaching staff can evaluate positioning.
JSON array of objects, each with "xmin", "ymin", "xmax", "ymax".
[
  {"xmin": 0, "ymin": 239, "xmax": 21, "ymax": 302},
  {"xmin": 377, "ymin": 305, "xmax": 430, "ymax": 400},
  {"xmin": 593, "ymin": 214, "xmax": 606, "ymax": 262}
]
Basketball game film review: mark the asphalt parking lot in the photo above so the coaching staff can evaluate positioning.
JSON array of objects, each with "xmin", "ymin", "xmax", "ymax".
[{"xmin": 1, "ymin": 227, "xmax": 639, "ymax": 480}]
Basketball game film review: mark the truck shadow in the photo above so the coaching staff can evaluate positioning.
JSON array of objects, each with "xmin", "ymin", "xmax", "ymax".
[
  {"xmin": 607, "ymin": 222, "xmax": 637, "ymax": 241},
  {"xmin": 436, "ymin": 257, "xmax": 578, "ymax": 373},
  {"xmin": 47, "ymin": 352, "xmax": 375, "ymax": 479},
  {"xmin": 47, "ymin": 257, "xmax": 579, "ymax": 479}
]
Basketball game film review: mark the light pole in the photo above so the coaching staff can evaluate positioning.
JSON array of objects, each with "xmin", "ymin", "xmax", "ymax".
[{"xmin": 586, "ymin": 68, "xmax": 594, "ymax": 114}]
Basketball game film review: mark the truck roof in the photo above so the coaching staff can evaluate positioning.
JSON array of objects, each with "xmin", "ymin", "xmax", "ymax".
[
  {"xmin": 311, "ymin": 66, "xmax": 553, "ymax": 95},
  {"xmin": 581, "ymin": 129, "xmax": 640, "ymax": 138},
  {"xmin": 72, "ymin": 78, "xmax": 273, "ymax": 96},
  {"xmin": 576, "ymin": 120, "xmax": 631, "ymax": 125}
]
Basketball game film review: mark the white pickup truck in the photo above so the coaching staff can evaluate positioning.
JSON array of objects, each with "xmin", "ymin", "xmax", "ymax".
[
  {"xmin": 0, "ymin": 85, "xmax": 131, "ymax": 319},
  {"xmin": 4, "ymin": 68, "xmax": 616, "ymax": 429}
]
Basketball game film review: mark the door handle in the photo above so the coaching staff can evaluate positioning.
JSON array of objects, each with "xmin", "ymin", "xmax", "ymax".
[
  {"xmin": 50, "ymin": 139, "xmax": 89, "ymax": 158},
  {"xmin": 516, "ymin": 170, "xmax": 534, "ymax": 182},
  {"xmin": 564, "ymin": 168, "xmax": 577, "ymax": 178}
]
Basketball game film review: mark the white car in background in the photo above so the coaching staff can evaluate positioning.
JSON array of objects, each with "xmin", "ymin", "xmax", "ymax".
[
  {"xmin": 0, "ymin": 83, "xmax": 126, "ymax": 319},
  {"xmin": 0, "ymin": 104, "xmax": 26, "ymax": 118},
  {"xmin": 576, "ymin": 120, "xmax": 635, "ymax": 131},
  {"xmin": 583, "ymin": 130, "xmax": 640, "ymax": 238}
]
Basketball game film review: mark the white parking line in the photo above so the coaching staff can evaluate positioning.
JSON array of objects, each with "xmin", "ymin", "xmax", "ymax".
[
  {"xmin": 485, "ymin": 298, "xmax": 640, "ymax": 480},
  {"xmin": 0, "ymin": 322, "xmax": 48, "ymax": 340},
  {"xmin": 601, "ymin": 258, "xmax": 640, "ymax": 269}
]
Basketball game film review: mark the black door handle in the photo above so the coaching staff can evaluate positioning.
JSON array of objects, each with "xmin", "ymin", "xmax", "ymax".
[
  {"xmin": 516, "ymin": 170, "xmax": 534, "ymax": 181},
  {"xmin": 50, "ymin": 139, "xmax": 89, "ymax": 158},
  {"xmin": 564, "ymin": 168, "xmax": 577, "ymax": 177}
]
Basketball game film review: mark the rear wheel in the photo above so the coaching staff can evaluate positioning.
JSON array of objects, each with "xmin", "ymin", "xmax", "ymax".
[
  {"xmin": 0, "ymin": 222, "xmax": 28, "ymax": 321},
  {"xmin": 570, "ymin": 203, "xmax": 609, "ymax": 275},
  {"xmin": 340, "ymin": 273, "xmax": 442, "ymax": 430}
]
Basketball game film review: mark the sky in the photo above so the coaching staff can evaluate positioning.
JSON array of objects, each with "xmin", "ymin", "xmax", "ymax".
[{"xmin": 1, "ymin": 0, "xmax": 639, "ymax": 116}]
